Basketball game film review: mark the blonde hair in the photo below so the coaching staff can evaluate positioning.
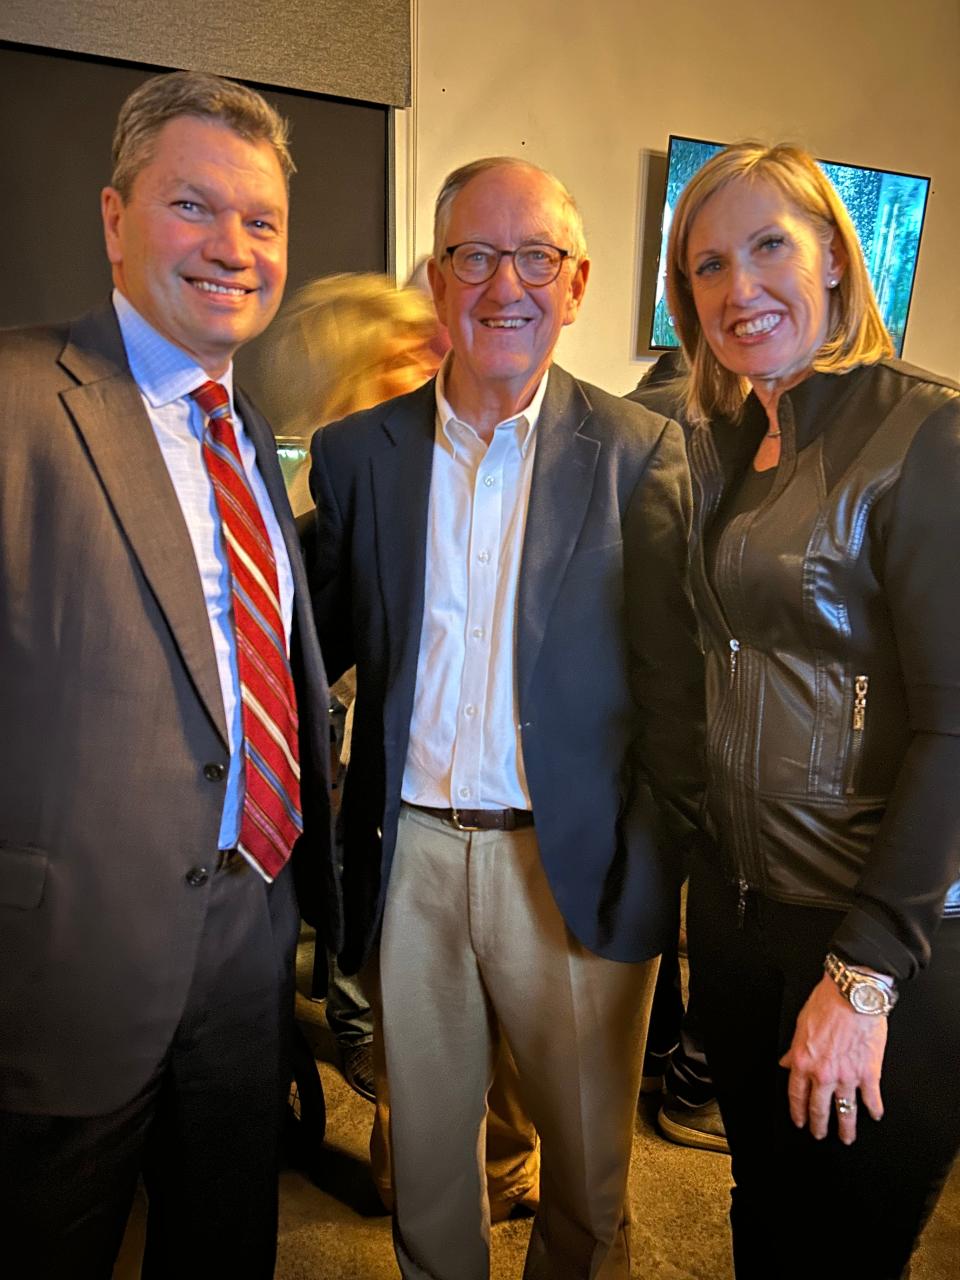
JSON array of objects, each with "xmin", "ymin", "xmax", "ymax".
[
  {"xmin": 432, "ymin": 157, "xmax": 587, "ymax": 263},
  {"xmin": 259, "ymin": 273, "xmax": 438, "ymax": 440},
  {"xmin": 665, "ymin": 142, "xmax": 892, "ymax": 423}
]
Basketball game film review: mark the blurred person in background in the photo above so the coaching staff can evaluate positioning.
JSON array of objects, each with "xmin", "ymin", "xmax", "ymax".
[
  {"xmin": 664, "ymin": 140, "xmax": 960, "ymax": 1280},
  {"xmin": 259, "ymin": 271, "xmax": 540, "ymax": 1220}
]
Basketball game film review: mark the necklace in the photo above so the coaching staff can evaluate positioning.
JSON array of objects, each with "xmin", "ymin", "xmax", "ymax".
[{"xmin": 765, "ymin": 429, "xmax": 782, "ymax": 439}]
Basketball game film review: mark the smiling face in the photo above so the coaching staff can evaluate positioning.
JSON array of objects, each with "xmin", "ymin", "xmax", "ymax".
[
  {"xmin": 686, "ymin": 176, "xmax": 844, "ymax": 393},
  {"xmin": 429, "ymin": 164, "xmax": 589, "ymax": 427},
  {"xmin": 102, "ymin": 115, "xmax": 288, "ymax": 377}
]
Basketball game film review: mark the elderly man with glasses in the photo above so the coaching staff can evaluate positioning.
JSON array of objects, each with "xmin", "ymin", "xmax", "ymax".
[{"xmin": 306, "ymin": 156, "xmax": 705, "ymax": 1280}]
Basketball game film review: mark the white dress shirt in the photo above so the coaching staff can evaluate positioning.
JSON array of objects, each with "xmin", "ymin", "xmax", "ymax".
[
  {"xmin": 401, "ymin": 360, "xmax": 548, "ymax": 810},
  {"xmin": 113, "ymin": 290, "xmax": 295, "ymax": 852}
]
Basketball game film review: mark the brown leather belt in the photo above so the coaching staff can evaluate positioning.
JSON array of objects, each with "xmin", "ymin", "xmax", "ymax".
[{"xmin": 406, "ymin": 804, "xmax": 534, "ymax": 832}]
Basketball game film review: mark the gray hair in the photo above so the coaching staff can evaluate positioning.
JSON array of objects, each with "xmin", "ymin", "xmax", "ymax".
[
  {"xmin": 432, "ymin": 157, "xmax": 587, "ymax": 263},
  {"xmin": 110, "ymin": 70, "xmax": 295, "ymax": 201}
]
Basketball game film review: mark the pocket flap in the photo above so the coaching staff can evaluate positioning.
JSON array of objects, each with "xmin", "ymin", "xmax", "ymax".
[{"xmin": 0, "ymin": 844, "xmax": 49, "ymax": 909}]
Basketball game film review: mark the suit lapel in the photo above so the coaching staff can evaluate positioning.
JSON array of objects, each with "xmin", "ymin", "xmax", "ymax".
[
  {"xmin": 370, "ymin": 382, "xmax": 435, "ymax": 694},
  {"xmin": 517, "ymin": 366, "xmax": 599, "ymax": 704},
  {"xmin": 59, "ymin": 306, "xmax": 227, "ymax": 744}
]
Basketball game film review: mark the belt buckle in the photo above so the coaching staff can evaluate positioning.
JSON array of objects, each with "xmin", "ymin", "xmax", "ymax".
[{"xmin": 451, "ymin": 808, "xmax": 483, "ymax": 832}]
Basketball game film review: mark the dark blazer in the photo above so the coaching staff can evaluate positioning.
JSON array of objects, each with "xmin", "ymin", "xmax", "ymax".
[
  {"xmin": 308, "ymin": 365, "xmax": 705, "ymax": 973},
  {"xmin": 0, "ymin": 303, "xmax": 339, "ymax": 1116}
]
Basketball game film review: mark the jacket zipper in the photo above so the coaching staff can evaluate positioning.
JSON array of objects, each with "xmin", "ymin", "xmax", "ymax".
[
  {"xmin": 737, "ymin": 877, "xmax": 749, "ymax": 927},
  {"xmin": 845, "ymin": 674, "xmax": 869, "ymax": 795},
  {"xmin": 729, "ymin": 637, "xmax": 740, "ymax": 685},
  {"xmin": 724, "ymin": 635, "xmax": 752, "ymax": 924}
]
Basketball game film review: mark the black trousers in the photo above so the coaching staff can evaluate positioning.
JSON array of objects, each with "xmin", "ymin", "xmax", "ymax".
[
  {"xmin": 645, "ymin": 900, "xmax": 715, "ymax": 1107},
  {"xmin": 688, "ymin": 855, "xmax": 960, "ymax": 1280},
  {"xmin": 0, "ymin": 856, "xmax": 299, "ymax": 1280}
]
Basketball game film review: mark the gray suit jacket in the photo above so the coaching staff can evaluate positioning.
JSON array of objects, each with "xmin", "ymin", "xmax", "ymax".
[
  {"xmin": 0, "ymin": 303, "xmax": 339, "ymax": 1116},
  {"xmin": 308, "ymin": 365, "xmax": 705, "ymax": 974}
]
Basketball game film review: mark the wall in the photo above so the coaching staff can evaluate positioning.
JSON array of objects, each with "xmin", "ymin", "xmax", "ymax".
[
  {"xmin": 399, "ymin": 0, "xmax": 959, "ymax": 394},
  {"xmin": 1, "ymin": 0, "xmax": 411, "ymax": 105}
]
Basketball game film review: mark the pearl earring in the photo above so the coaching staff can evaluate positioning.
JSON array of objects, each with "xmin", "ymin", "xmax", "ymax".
[{"xmin": 828, "ymin": 278, "xmax": 838, "ymax": 288}]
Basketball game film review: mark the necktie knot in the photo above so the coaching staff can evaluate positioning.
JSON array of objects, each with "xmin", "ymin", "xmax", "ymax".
[{"xmin": 191, "ymin": 380, "xmax": 231, "ymax": 420}]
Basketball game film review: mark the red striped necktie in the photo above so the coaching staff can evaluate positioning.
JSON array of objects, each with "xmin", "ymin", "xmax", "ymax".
[{"xmin": 192, "ymin": 380, "xmax": 302, "ymax": 880}]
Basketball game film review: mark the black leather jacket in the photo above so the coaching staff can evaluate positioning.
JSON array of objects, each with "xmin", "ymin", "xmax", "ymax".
[{"xmin": 683, "ymin": 360, "xmax": 960, "ymax": 980}]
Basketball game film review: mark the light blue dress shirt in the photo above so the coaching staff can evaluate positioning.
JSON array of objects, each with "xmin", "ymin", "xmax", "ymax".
[{"xmin": 113, "ymin": 290, "xmax": 295, "ymax": 852}]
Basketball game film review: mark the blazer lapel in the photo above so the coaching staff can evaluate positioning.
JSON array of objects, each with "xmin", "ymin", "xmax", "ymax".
[
  {"xmin": 369, "ymin": 382, "xmax": 435, "ymax": 694},
  {"xmin": 517, "ymin": 366, "xmax": 599, "ymax": 704},
  {"xmin": 59, "ymin": 306, "xmax": 227, "ymax": 744}
]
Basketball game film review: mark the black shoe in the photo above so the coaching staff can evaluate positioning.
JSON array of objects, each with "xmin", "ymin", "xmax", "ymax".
[
  {"xmin": 657, "ymin": 1096, "xmax": 729, "ymax": 1154},
  {"xmin": 285, "ymin": 1023, "xmax": 327, "ymax": 1157},
  {"xmin": 342, "ymin": 1041, "xmax": 376, "ymax": 1102}
]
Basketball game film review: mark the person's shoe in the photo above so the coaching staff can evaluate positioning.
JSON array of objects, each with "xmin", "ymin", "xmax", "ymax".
[
  {"xmin": 657, "ymin": 1097, "xmax": 729, "ymax": 1154},
  {"xmin": 341, "ymin": 1041, "xmax": 376, "ymax": 1102},
  {"xmin": 489, "ymin": 1190, "xmax": 539, "ymax": 1224}
]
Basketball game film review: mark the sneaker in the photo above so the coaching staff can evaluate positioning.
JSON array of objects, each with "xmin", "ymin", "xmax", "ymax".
[
  {"xmin": 342, "ymin": 1041, "xmax": 376, "ymax": 1102},
  {"xmin": 657, "ymin": 1097, "xmax": 729, "ymax": 1154}
]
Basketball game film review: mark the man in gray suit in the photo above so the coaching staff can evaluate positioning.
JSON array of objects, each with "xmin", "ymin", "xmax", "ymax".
[
  {"xmin": 308, "ymin": 157, "xmax": 704, "ymax": 1279},
  {"xmin": 0, "ymin": 71, "xmax": 337, "ymax": 1278}
]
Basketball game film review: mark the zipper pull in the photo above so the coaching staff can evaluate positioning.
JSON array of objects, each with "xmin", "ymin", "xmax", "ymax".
[
  {"xmin": 852, "ymin": 674, "xmax": 869, "ymax": 731},
  {"xmin": 737, "ymin": 877, "xmax": 749, "ymax": 928},
  {"xmin": 729, "ymin": 638, "xmax": 741, "ymax": 685}
]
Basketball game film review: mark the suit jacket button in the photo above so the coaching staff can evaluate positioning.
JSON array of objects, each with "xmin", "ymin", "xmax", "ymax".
[
  {"xmin": 185, "ymin": 866, "xmax": 209, "ymax": 887},
  {"xmin": 203, "ymin": 762, "xmax": 226, "ymax": 782}
]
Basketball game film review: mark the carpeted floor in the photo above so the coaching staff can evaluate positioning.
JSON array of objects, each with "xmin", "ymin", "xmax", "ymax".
[{"xmin": 115, "ymin": 938, "xmax": 959, "ymax": 1278}]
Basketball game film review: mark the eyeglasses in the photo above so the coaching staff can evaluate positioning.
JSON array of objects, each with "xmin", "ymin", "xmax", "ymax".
[{"xmin": 445, "ymin": 241, "xmax": 573, "ymax": 287}]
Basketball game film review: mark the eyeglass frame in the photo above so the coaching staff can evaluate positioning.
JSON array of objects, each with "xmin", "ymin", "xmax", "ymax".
[{"xmin": 443, "ymin": 241, "xmax": 575, "ymax": 287}]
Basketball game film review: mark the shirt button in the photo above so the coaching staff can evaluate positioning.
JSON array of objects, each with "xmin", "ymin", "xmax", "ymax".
[
  {"xmin": 483, "ymin": 475, "xmax": 495, "ymax": 487},
  {"xmin": 472, "ymin": 627, "xmax": 484, "ymax": 640},
  {"xmin": 458, "ymin": 786, "xmax": 471, "ymax": 800},
  {"xmin": 464, "ymin": 704, "xmax": 476, "ymax": 717},
  {"xmin": 203, "ymin": 762, "xmax": 226, "ymax": 782},
  {"xmin": 478, "ymin": 550, "xmax": 490, "ymax": 564},
  {"xmin": 185, "ymin": 866, "xmax": 209, "ymax": 887}
]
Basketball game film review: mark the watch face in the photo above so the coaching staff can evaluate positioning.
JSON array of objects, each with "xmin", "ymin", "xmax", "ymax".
[{"xmin": 850, "ymin": 982, "xmax": 886, "ymax": 1014}]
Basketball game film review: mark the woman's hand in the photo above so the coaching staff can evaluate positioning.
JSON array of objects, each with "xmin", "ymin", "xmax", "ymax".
[{"xmin": 779, "ymin": 974, "xmax": 889, "ymax": 1144}]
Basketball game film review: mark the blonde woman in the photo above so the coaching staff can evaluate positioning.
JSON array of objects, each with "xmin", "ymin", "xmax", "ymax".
[
  {"xmin": 665, "ymin": 143, "xmax": 960, "ymax": 1280},
  {"xmin": 262, "ymin": 273, "xmax": 441, "ymax": 517}
]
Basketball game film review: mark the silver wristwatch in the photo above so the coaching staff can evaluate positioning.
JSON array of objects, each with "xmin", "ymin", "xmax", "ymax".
[{"xmin": 824, "ymin": 952, "xmax": 898, "ymax": 1016}]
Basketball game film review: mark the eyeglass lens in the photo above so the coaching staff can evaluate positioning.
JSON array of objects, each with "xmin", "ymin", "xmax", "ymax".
[{"xmin": 450, "ymin": 243, "xmax": 565, "ymax": 285}]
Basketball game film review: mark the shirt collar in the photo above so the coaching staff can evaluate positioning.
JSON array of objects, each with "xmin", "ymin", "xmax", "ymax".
[
  {"xmin": 434, "ymin": 354, "xmax": 548, "ymax": 458},
  {"xmin": 113, "ymin": 289, "xmax": 236, "ymax": 414}
]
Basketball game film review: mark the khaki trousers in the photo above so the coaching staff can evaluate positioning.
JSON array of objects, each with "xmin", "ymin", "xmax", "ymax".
[
  {"xmin": 371, "ymin": 1031, "xmax": 541, "ymax": 1220},
  {"xmin": 372, "ymin": 805, "xmax": 658, "ymax": 1280}
]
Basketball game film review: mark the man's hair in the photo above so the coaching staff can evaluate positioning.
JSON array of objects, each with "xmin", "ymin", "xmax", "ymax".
[
  {"xmin": 665, "ymin": 141, "xmax": 892, "ymax": 424},
  {"xmin": 110, "ymin": 69, "xmax": 295, "ymax": 201},
  {"xmin": 432, "ymin": 157, "xmax": 587, "ymax": 264},
  {"xmin": 258, "ymin": 274, "xmax": 438, "ymax": 440}
]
